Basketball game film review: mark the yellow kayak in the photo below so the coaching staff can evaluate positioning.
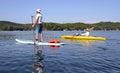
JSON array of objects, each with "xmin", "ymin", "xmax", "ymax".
[{"xmin": 61, "ymin": 35, "xmax": 106, "ymax": 41}]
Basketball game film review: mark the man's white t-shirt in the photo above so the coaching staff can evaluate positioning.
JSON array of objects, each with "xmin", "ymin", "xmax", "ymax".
[{"xmin": 36, "ymin": 14, "xmax": 42, "ymax": 24}]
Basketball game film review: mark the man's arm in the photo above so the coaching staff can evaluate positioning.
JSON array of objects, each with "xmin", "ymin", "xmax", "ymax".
[{"xmin": 32, "ymin": 16, "xmax": 39, "ymax": 27}]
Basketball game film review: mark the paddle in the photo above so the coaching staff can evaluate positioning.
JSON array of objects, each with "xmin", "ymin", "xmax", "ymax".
[
  {"xmin": 31, "ymin": 16, "xmax": 36, "ymax": 43},
  {"xmin": 31, "ymin": 16, "xmax": 34, "ymax": 25},
  {"xmin": 89, "ymin": 27, "xmax": 94, "ymax": 31}
]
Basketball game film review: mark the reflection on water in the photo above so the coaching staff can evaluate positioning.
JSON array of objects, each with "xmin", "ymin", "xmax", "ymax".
[
  {"xmin": 32, "ymin": 45, "xmax": 44, "ymax": 73},
  {"xmin": 62, "ymin": 39, "xmax": 105, "ymax": 47},
  {"xmin": 76, "ymin": 40, "xmax": 97, "ymax": 47}
]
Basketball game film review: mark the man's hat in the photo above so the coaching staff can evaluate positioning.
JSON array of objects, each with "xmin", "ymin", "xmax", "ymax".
[{"xmin": 36, "ymin": 9, "xmax": 41, "ymax": 12}]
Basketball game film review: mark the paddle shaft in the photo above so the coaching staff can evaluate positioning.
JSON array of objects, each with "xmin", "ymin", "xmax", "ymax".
[{"xmin": 31, "ymin": 16, "xmax": 35, "ymax": 41}]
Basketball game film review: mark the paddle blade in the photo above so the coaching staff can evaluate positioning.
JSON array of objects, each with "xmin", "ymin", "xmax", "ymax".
[{"xmin": 89, "ymin": 27, "xmax": 94, "ymax": 30}]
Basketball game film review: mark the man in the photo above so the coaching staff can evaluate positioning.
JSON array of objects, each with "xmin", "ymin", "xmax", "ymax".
[{"xmin": 32, "ymin": 9, "xmax": 44, "ymax": 43}]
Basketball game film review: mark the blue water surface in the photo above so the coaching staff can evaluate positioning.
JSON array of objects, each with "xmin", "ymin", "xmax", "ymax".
[{"xmin": 0, "ymin": 30, "xmax": 120, "ymax": 73}]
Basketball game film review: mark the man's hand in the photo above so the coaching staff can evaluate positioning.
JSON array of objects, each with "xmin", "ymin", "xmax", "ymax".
[
  {"xmin": 32, "ymin": 24, "xmax": 35, "ymax": 28},
  {"xmin": 31, "ymin": 16, "xmax": 35, "ymax": 18}
]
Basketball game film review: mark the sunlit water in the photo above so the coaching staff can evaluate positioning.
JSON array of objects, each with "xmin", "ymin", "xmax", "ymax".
[{"xmin": 0, "ymin": 31, "xmax": 120, "ymax": 73}]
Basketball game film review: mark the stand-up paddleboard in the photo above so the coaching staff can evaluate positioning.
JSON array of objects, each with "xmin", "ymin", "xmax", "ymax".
[{"xmin": 16, "ymin": 39, "xmax": 64, "ymax": 46}]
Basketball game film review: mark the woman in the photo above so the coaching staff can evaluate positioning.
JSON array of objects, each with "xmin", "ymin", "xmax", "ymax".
[{"xmin": 80, "ymin": 28, "xmax": 90, "ymax": 36}]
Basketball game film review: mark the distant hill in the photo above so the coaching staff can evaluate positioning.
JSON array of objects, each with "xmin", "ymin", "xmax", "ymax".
[
  {"xmin": 0, "ymin": 21, "xmax": 21, "ymax": 25},
  {"xmin": 0, "ymin": 21, "xmax": 31, "ymax": 31},
  {"xmin": 0, "ymin": 21, "xmax": 120, "ymax": 31},
  {"xmin": 92, "ymin": 22, "xmax": 120, "ymax": 30}
]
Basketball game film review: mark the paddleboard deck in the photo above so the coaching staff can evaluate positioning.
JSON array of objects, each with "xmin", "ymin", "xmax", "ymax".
[{"xmin": 16, "ymin": 39, "xmax": 64, "ymax": 46}]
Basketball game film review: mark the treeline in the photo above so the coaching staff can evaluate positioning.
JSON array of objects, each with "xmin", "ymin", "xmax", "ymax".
[
  {"xmin": 0, "ymin": 21, "xmax": 120, "ymax": 31},
  {"xmin": 93, "ymin": 22, "xmax": 120, "ymax": 30},
  {"xmin": 0, "ymin": 21, "xmax": 32, "ymax": 31}
]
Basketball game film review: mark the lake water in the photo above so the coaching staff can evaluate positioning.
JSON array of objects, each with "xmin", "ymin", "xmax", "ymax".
[{"xmin": 0, "ymin": 31, "xmax": 120, "ymax": 73}]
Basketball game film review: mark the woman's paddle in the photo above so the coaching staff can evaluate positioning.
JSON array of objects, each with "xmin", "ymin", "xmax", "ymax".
[{"xmin": 89, "ymin": 27, "xmax": 94, "ymax": 31}]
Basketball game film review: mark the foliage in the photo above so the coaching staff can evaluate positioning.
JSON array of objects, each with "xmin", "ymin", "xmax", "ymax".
[{"xmin": 0, "ymin": 21, "xmax": 120, "ymax": 31}]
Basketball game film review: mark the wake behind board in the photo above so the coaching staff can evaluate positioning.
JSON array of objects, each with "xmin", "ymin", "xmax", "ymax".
[{"xmin": 16, "ymin": 39, "xmax": 64, "ymax": 46}]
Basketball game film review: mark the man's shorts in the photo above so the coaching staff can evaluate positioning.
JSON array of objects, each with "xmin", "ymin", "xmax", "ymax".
[{"xmin": 35, "ymin": 24, "xmax": 43, "ymax": 34}]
